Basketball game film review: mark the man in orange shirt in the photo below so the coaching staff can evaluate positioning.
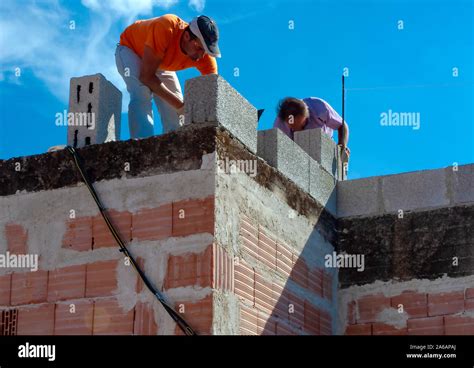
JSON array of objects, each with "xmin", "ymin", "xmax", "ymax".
[{"xmin": 116, "ymin": 14, "xmax": 221, "ymax": 138}]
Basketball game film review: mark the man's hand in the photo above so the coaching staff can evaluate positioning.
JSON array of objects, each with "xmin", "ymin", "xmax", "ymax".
[{"xmin": 339, "ymin": 144, "xmax": 351, "ymax": 160}]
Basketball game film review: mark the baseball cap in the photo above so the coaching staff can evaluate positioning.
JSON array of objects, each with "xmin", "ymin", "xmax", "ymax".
[{"xmin": 189, "ymin": 15, "xmax": 221, "ymax": 58}]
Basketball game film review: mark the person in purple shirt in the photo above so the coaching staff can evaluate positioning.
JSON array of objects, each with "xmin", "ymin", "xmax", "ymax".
[{"xmin": 273, "ymin": 97, "xmax": 350, "ymax": 158}]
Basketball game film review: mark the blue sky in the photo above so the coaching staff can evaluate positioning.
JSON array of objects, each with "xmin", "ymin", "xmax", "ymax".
[{"xmin": 0, "ymin": 0, "xmax": 472, "ymax": 179}]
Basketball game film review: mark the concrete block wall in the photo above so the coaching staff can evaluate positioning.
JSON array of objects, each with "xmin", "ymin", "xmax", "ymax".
[
  {"xmin": 212, "ymin": 129, "xmax": 338, "ymax": 335},
  {"xmin": 337, "ymin": 164, "xmax": 474, "ymax": 335},
  {"xmin": 0, "ymin": 141, "xmax": 220, "ymax": 335},
  {"xmin": 257, "ymin": 128, "xmax": 337, "ymax": 215},
  {"xmin": 1, "ymin": 73, "xmax": 472, "ymax": 336},
  {"xmin": 0, "ymin": 118, "xmax": 339, "ymax": 336},
  {"xmin": 185, "ymin": 74, "xmax": 258, "ymax": 153},
  {"xmin": 294, "ymin": 128, "xmax": 338, "ymax": 178},
  {"xmin": 67, "ymin": 73, "xmax": 122, "ymax": 149},
  {"xmin": 337, "ymin": 164, "xmax": 473, "ymax": 218}
]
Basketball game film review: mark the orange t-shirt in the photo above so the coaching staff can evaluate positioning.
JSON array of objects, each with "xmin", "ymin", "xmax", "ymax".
[{"xmin": 120, "ymin": 14, "xmax": 217, "ymax": 75}]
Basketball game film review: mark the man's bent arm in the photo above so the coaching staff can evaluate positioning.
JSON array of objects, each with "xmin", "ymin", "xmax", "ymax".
[
  {"xmin": 139, "ymin": 46, "xmax": 183, "ymax": 110},
  {"xmin": 338, "ymin": 121, "xmax": 349, "ymax": 147}
]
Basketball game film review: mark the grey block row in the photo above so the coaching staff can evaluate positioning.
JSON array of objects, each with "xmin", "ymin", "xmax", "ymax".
[
  {"xmin": 257, "ymin": 128, "xmax": 337, "ymax": 215},
  {"xmin": 184, "ymin": 74, "xmax": 258, "ymax": 153},
  {"xmin": 67, "ymin": 73, "xmax": 122, "ymax": 149},
  {"xmin": 294, "ymin": 128, "xmax": 338, "ymax": 178},
  {"xmin": 337, "ymin": 164, "xmax": 474, "ymax": 218}
]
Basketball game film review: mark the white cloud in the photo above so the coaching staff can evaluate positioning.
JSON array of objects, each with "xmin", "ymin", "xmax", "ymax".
[
  {"xmin": 0, "ymin": 0, "xmax": 187, "ymax": 110},
  {"xmin": 188, "ymin": 0, "xmax": 206, "ymax": 12},
  {"xmin": 81, "ymin": 0, "xmax": 178, "ymax": 23}
]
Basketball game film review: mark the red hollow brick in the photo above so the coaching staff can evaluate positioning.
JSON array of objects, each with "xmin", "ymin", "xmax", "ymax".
[
  {"xmin": 372, "ymin": 323, "xmax": 407, "ymax": 335},
  {"xmin": 291, "ymin": 258, "xmax": 308, "ymax": 289},
  {"xmin": 254, "ymin": 272, "xmax": 276, "ymax": 315},
  {"xmin": 257, "ymin": 227, "xmax": 277, "ymax": 270},
  {"xmin": 234, "ymin": 260, "xmax": 254, "ymax": 305},
  {"xmin": 240, "ymin": 304, "xmax": 258, "ymax": 335},
  {"xmin": 134, "ymin": 302, "xmax": 158, "ymax": 335},
  {"xmin": 174, "ymin": 295, "xmax": 213, "ymax": 335},
  {"xmin": 47, "ymin": 264, "xmax": 86, "ymax": 302},
  {"xmin": 391, "ymin": 291, "xmax": 427, "ymax": 318},
  {"xmin": 428, "ymin": 291, "xmax": 464, "ymax": 317},
  {"xmin": 5, "ymin": 223, "xmax": 28, "ymax": 254},
  {"xmin": 257, "ymin": 310, "xmax": 276, "ymax": 335},
  {"xmin": 445, "ymin": 315, "xmax": 474, "ymax": 335},
  {"xmin": 407, "ymin": 316, "xmax": 444, "ymax": 335},
  {"xmin": 320, "ymin": 309, "xmax": 332, "ymax": 335},
  {"xmin": 93, "ymin": 210, "xmax": 132, "ymax": 249},
  {"xmin": 62, "ymin": 217, "xmax": 92, "ymax": 252},
  {"xmin": 54, "ymin": 300, "xmax": 93, "ymax": 335},
  {"xmin": 304, "ymin": 301, "xmax": 320, "ymax": 335},
  {"xmin": 11, "ymin": 270, "xmax": 48, "ymax": 306},
  {"xmin": 276, "ymin": 242, "xmax": 293, "ymax": 278},
  {"xmin": 164, "ymin": 245, "xmax": 213, "ymax": 289},
  {"xmin": 357, "ymin": 293, "xmax": 391, "ymax": 324},
  {"xmin": 345, "ymin": 323, "xmax": 372, "ymax": 335},
  {"xmin": 288, "ymin": 292, "xmax": 305, "ymax": 330},
  {"xmin": 308, "ymin": 268, "xmax": 323, "ymax": 297},
  {"xmin": 0, "ymin": 274, "xmax": 12, "ymax": 305},
  {"xmin": 213, "ymin": 244, "xmax": 234, "ymax": 292},
  {"xmin": 85, "ymin": 260, "xmax": 118, "ymax": 298},
  {"xmin": 273, "ymin": 281, "xmax": 291, "ymax": 321},
  {"xmin": 17, "ymin": 303, "xmax": 55, "ymax": 335},
  {"xmin": 93, "ymin": 298, "xmax": 134, "ymax": 335},
  {"xmin": 276, "ymin": 321, "xmax": 297, "ymax": 335},
  {"xmin": 172, "ymin": 197, "xmax": 214, "ymax": 237},
  {"xmin": 132, "ymin": 204, "xmax": 172, "ymax": 241},
  {"xmin": 240, "ymin": 220, "xmax": 259, "ymax": 261}
]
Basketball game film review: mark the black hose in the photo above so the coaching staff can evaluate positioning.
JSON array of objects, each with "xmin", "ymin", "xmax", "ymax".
[{"xmin": 66, "ymin": 146, "xmax": 197, "ymax": 336}]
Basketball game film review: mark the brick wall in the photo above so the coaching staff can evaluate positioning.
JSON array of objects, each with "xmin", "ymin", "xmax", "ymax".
[
  {"xmin": 344, "ymin": 288, "xmax": 474, "ymax": 335},
  {"xmin": 0, "ymin": 196, "xmax": 218, "ymax": 335},
  {"xmin": 235, "ymin": 214, "xmax": 335, "ymax": 335}
]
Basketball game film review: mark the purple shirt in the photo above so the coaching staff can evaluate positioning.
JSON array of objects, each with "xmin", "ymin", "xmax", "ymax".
[{"xmin": 273, "ymin": 97, "xmax": 343, "ymax": 140}]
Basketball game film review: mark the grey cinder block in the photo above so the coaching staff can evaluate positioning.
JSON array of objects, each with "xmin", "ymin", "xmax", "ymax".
[
  {"xmin": 381, "ymin": 168, "xmax": 449, "ymax": 213},
  {"xmin": 67, "ymin": 73, "xmax": 122, "ymax": 149},
  {"xmin": 294, "ymin": 128, "xmax": 338, "ymax": 178},
  {"xmin": 337, "ymin": 177, "xmax": 381, "ymax": 218},
  {"xmin": 446, "ymin": 164, "xmax": 474, "ymax": 205},
  {"xmin": 310, "ymin": 159, "xmax": 337, "ymax": 216},
  {"xmin": 184, "ymin": 74, "xmax": 258, "ymax": 153},
  {"xmin": 257, "ymin": 128, "xmax": 310, "ymax": 192}
]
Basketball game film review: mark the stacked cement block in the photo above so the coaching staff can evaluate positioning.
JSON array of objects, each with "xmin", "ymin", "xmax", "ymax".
[
  {"xmin": 294, "ymin": 128, "xmax": 338, "ymax": 177},
  {"xmin": 67, "ymin": 73, "xmax": 122, "ymax": 148},
  {"xmin": 257, "ymin": 128, "xmax": 310, "ymax": 192},
  {"xmin": 337, "ymin": 164, "xmax": 474, "ymax": 218},
  {"xmin": 184, "ymin": 74, "xmax": 258, "ymax": 153},
  {"xmin": 257, "ymin": 128, "xmax": 337, "ymax": 215}
]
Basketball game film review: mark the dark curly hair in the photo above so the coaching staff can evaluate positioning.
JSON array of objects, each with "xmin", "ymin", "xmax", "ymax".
[{"xmin": 277, "ymin": 97, "xmax": 308, "ymax": 121}]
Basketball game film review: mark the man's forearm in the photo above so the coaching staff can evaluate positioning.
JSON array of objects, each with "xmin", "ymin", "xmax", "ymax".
[
  {"xmin": 141, "ymin": 75, "xmax": 183, "ymax": 109},
  {"xmin": 338, "ymin": 122, "xmax": 349, "ymax": 146}
]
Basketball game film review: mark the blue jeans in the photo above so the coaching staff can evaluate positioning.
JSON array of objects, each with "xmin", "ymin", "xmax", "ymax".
[{"xmin": 115, "ymin": 44, "xmax": 183, "ymax": 139}]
